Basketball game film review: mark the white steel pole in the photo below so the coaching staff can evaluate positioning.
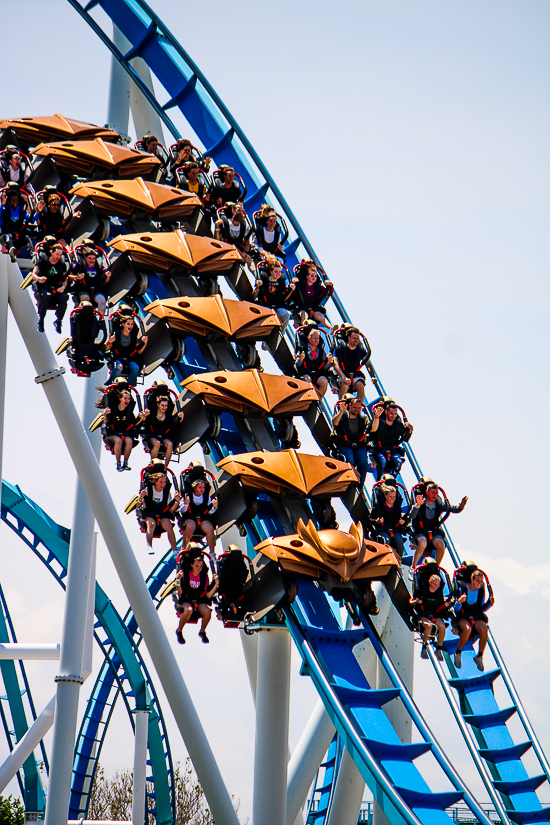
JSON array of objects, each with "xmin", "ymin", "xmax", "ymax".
[
  {"xmin": 0, "ymin": 696, "xmax": 56, "ymax": 793},
  {"xmin": 0, "ymin": 644, "xmax": 60, "ymax": 660},
  {"xmin": 132, "ymin": 709, "xmax": 149, "ymax": 825},
  {"xmin": 286, "ymin": 699, "xmax": 335, "ymax": 825},
  {"xmin": 44, "ymin": 375, "xmax": 100, "ymax": 825},
  {"xmin": 107, "ymin": 26, "xmax": 131, "ymax": 140},
  {"xmin": 253, "ymin": 630, "xmax": 291, "ymax": 825},
  {"xmin": 6, "ymin": 260, "xmax": 240, "ymax": 825},
  {"xmin": 0, "ymin": 266, "xmax": 7, "ymax": 485},
  {"xmin": 81, "ymin": 533, "xmax": 97, "ymax": 681}
]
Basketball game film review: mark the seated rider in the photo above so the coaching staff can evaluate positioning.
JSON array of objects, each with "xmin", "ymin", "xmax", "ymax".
[
  {"xmin": 332, "ymin": 395, "xmax": 377, "ymax": 487},
  {"xmin": 410, "ymin": 559, "xmax": 454, "ymax": 661},
  {"xmin": 170, "ymin": 139, "xmax": 211, "ymax": 178},
  {"xmin": 411, "ymin": 480, "xmax": 468, "ymax": 568},
  {"xmin": 34, "ymin": 187, "xmax": 79, "ymax": 242},
  {"xmin": 452, "ymin": 563, "xmax": 494, "ymax": 671},
  {"xmin": 136, "ymin": 465, "xmax": 181, "ymax": 555},
  {"xmin": 68, "ymin": 301, "xmax": 107, "ymax": 375},
  {"xmin": 295, "ymin": 325, "xmax": 333, "ymax": 399},
  {"xmin": 31, "ymin": 242, "xmax": 70, "ymax": 333},
  {"xmin": 105, "ymin": 310, "xmax": 148, "ymax": 387},
  {"xmin": 369, "ymin": 479, "xmax": 408, "ymax": 559},
  {"xmin": 214, "ymin": 202, "xmax": 253, "ymax": 268},
  {"xmin": 142, "ymin": 394, "xmax": 184, "ymax": 466},
  {"xmin": 71, "ymin": 246, "xmax": 111, "ymax": 314},
  {"xmin": 291, "ymin": 260, "xmax": 334, "ymax": 330},
  {"xmin": 140, "ymin": 135, "xmax": 168, "ymax": 180},
  {"xmin": 175, "ymin": 545, "xmax": 219, "ymax": 645},
  {"xmin": 253, "ymin": 204, "xmax": 286, "ymax": 259},
  {"xmin": 0, "ymin": 147, "xmax": 34, "ymax": 194},
  {"xmin": 332, "ymin": 325, "xmax": 369, "ymax": 403},
  {"xmin": 209, "ymin": 165, "xmax": 244, "ymax": 207},
  {"xmin": 252, "ymin": 254, "xmax": 295, "ymax": 332},
  {"xmin": 178, "ymin": 468, "xmax": 218, "ymax": 554},
  {"xmin": 177, "ymin": 161, "xmax": 210, "ymax": 202},
  {"xmin": 0, "ymin": 183, "xmax": 34, "ymax": 260},
  {"xmin": 101, "ymin": 387, "xmax": 147, "ymax": 471},
  {"xmin": 368, "ymin": 398, "xmax": 413, "ymax": 480}
]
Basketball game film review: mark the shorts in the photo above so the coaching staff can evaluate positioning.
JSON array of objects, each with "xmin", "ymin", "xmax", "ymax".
[
  {"xmin": 176, "ymin": 595, "xmax": 211, "ymax": 611},
  {"xmin": 413, "ymin": 529, "xmax": 445, "ymax": 543},
  {"xmin": 453, "ymin": 612, "xmax": 489, "ymax": 629},
  {"xmin": 341, "ymin": 370, "xmax": 366, "ymax": 384}
]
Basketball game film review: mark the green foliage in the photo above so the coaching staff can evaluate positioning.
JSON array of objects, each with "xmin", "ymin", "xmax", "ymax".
[{"xmin": 0, "ymin": 795, "xmax": 24, "ymax": 825}]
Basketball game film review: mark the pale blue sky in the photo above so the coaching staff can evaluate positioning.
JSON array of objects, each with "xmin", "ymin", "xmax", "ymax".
[{"xmin": 0, "ymin": 1, "xmax": 549, "ymax": 818}]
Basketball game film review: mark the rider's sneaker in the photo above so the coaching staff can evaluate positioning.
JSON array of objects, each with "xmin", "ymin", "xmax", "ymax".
[
  {"xmin": 420, "ymin": 644, "xmax": 429, "ymax": 660},
  {"xmin": 435, "ymin": 647, "xmax": 444, "ymax": 662},
  {"xmin": 473, "ymin": 654, "xmax": 484, "ymax": 672},
  {"xmin": 454, "ymin": 651, "xmax": 462, "ymax": 668},
  {"xmin": 175, "ymin": 630, "xmax": 185, "ymax": 645},
  {"xmin": 198, "ymin": 631, "xmax": 210, "ymax": 644}
]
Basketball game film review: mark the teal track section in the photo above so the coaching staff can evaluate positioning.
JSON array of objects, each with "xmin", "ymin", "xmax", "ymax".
[
  {"xmin": 0, "ymin": 480, "xmax": 175, "ymax": 825},
  {"xmin": 23, "ymin": 0, "xmax": 550, "ymax": 821}
]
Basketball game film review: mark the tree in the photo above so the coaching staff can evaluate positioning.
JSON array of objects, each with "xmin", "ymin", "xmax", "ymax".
[
  {"xmin": 0, "ymin": 795, "xmax": 24, "ymax": 825},
  {"xmin": 88, "ymin": 759, "xmax": 216, "ymax": 824}
]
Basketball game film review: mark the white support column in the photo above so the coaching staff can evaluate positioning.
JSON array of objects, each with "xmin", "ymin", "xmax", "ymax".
[
  {"xmin": 0, "ymin": 265, "xmax": 7, "ymax": 484},
  {"xmin": 325, "ymin": 748, "xmax": 365, "ymax": 825},
  {"xmin": 373, "ymin": 598, "xmax": 414, "ymax": 825},
  {"xmin": 0, "ymin": 644, "xmax": 60, "ymax": 660},
  {"xmin": 132, "ymin": 709, "xmax": 149, "ymax": 825},
  {"xmin": 286, "ymin": 699, "xmax": 335, "ymax": 825},
  {"xmin": 81, "ymin": 533, "xmax": 97, "ymax": 681},
  {"xmin": 44, "ymin": 376, "xmax": 99, "ymax": 825},
  {"xmin": 6, "ymin": 259, "xmax": 240, "ymax": 825},
  {"xmin": 130, "ymin": 57, "xmax": 165, "ymax": 144},
  {"xmin": 107, "ymin": 26, "xmax": 131, "ymax": 140},
  {"xmin": 253, "ymin": 630, "xmax": 291, "ymax": 825},
  {"xmin": 0, "ymin": 697, "xmax": 56, "ymax": 793}
]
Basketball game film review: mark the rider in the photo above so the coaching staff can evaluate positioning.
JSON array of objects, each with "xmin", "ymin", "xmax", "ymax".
[
  {"xmin": 0, "ymin": 147, "xmax": 34, "ymax": 193},
  {"xmin": 410, "ymin": 481, "xmax": 468, "ymax": 568},
  {"xmin": 71, "ymin": 246, "xmax": 111, "ymax": 314},
  {"xmin": 34, "ymin": 187, "xmax": 78, "ymax": 242},
  {"xmin": 209, "ymin": 165, "xmax": 243, "ymax": 207},
  {"xmin": 410, "ymin": 560, "xmax": 454, "ymax": 661},
  {"xmin": 214, "ymin": 201, "xmax": 253, "ymax": 267},
  {"xmin": 178, "ymin": 474, "xmax": 218, "ymax": 555},
  {"xmin": 105, "ymin": 311, "xmax": 148, "ymax": 387},
  {"xmin": 368, "ymin": 398, "xmax": 413, "ymax": 480},
  {"xmin": 295, "ymin": 325, "xmax": 333, "ymax": 399},
  {"xmin": 170, "ymin": 138, "xmax": 211, "ymax": 178},
  {"xmin": 252, "ymin": 254, "xmax": 295, "ymax": 332},
  {"xmin": 332, "ymin": 395, "xmax": 379, "ymax": 487},
  {"xmin": 0, "ymin": 184, "xmax": 34, "ymax": 260},
  {"xmin": 253, "ymin": 204, "xmax": 286, "ymax": 259},
  {"xmin": 332, "ymin": 326, "xmax": 369, "ymax": 403},
  {"xmin": 67, "ymin": 301, "xmax": 107, "ymax": 375},
  {"xmin": 101, "ymin": 387, "xmax": 147, "ymax": 471},
  {"xmin": 175, "ymin": 546, "xmax": 219, "ymax": 645},
  {"xmin": 31, "ymin": 242, "xmax": 70, "ymax": 333},
  {"xmin": 136, "ymin": 466, "xmax": 181, "ymax": 555},
  {"xmin": 369, "ymin": 479, "xmax": 408, "ymax": 559},
  {"xmin": 142, "ymin": 394, "xmax": 184, "ymax": 466},
  {"xmin": 452, "ymin": 563, "xmax": 494, "ymax": 671},
  {"xmin": 291, "ymin": 260, "xmax": 334, "ymax": 330}
]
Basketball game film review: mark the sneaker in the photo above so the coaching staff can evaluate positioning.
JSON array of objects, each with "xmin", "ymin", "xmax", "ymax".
[
  {"xmin": 147, "ymin": 546, "xmax": 154, "ymax": 555},
  {"xmin": 473, "ymin": 654, "xmax": 484, "ymax": 672},
  {"xmin": 454, "ymin": 651, "xmax": 462, "ymax": 668},
  {"xmin": 420, "ymin": 644, "xmax": 428, "ymax": 660},
  {"xmin": 175, "ymin": 630, "xmax": 185, "ymax": 645},
  {"xmin": 37, "ymin": 320, "xmax": 45, "ymax": 333},
  {"xmin": 9, "ymin": 247, "xmax": 17, "ymax": 263},
  {"xmin": 435, "ymin": 647, "xmax": 444, "ymax": 662},
  {"xmin": 54, "ymin": 320, "xmax": 62, "ymax": 334},
  {"xmin": 123, "ymin": 461, "xmax": 131, "ymax": 471},
  {"xmin": 408, "ymin": 566, "xmax": 415, "ymax": 581},
  {"xmin": 198, "ymin": 630, "xmax": 210, "ymax": 644},
  {"xmin": 116, "ymin": 461, "xmax": 124, "ymax": 472},
  {"xmin": 261, "ymin": 342, "xmax": 268, "ymax": 351}
]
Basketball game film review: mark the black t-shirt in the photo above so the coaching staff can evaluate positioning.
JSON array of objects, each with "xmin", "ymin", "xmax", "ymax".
[
  {"xmin": 335, "ymin": 342, "xmax": 367, "ymax": 375},
  {"xmin": 210, "ymin": 181, "xmax": 243, "ymax": 206},
  {"xmin": 36, "ymin": 258, "xmax": 68, "ymax": 290},
  {"xmin": 373, "ymin": 416, "xmax": 410, "ymax": 449},
  {"xmin": 72, "ymin": 261, "xmax": 108, "ymax": 290}
]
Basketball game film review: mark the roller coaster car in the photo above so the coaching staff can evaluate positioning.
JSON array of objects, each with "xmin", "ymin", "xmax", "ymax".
[
  {"xmin": 32, "ymin": 139, "xmax": 161, "ymax": 179},
  {"xmin": 411, "ymin": 559, "xmax": 454, "ymax": 634},
  {"xmin": 144, "ymin": 295, "xmax": 281, "ymax": 342},
  {"xmin": 215, "ymin": 546, "xmax": 255, "ymax": 627},
  {"xmin": 56, "ymin": 303, "xmax": 107, "ymax": 377},
  {"xmin": 70, "ymin": 180, "xmax": 201, "ymax": 221},
  {"xmin": 88, "ymin": 377, "xmax": 142, "ymax": 432},
  {"xmin": 251, "ymin": 519, "xmax": 399, "ymax": 618},
  {"xmin": 126, "ymin": 462, "xmax": 178, "ymax": 540},
  {"xmin": 216, "ymin": 449, "xmax": 360, "ymax": 532},
  {"xmin": 0, "ymin": 114, "xmax": 121, "ymax": 149},
  {"xmin": 108, "ymin": 230, "xmax": 242, "ymax": 273}
]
